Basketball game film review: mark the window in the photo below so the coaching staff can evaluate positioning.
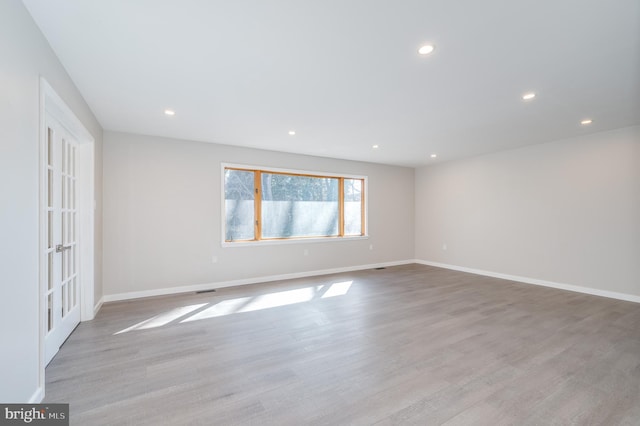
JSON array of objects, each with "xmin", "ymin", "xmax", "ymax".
[{"xmin": 224, "ymin": 165, "xmax": 366, "ymax": 243}]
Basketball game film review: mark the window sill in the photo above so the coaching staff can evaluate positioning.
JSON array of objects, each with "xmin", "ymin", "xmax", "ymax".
[{"xmin": 221, "ymin": 235, "xmax": 369, "ymax": 248}]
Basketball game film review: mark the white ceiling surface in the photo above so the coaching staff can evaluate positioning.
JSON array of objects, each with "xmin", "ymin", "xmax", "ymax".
[{"xmin": 23, "ymin": 0, "xmax": 640, "ymax": 167}]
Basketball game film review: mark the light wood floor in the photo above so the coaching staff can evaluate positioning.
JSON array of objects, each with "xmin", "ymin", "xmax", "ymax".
[{"xmin": 45, "ymin": 264, "xmax": 640, "ymax": 425}]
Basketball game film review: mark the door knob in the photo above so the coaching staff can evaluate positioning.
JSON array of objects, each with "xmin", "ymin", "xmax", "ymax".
[{"xmin": 55, "ymin": 244, "xmax": 72, "ymax": 253}]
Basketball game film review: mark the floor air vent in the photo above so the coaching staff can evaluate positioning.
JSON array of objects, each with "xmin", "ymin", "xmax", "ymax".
[
  {"xmin": 196, "ymin": 289, "xmax": 216, "ymax": 294},
  {"xmin": 374, "ymin": 267, "xmax": 386, "ymax": 270}
]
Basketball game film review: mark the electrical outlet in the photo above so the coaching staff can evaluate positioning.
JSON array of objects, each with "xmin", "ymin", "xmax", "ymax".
[
  {"xmin": 212, "ymin": 255, "xmax": 218, "ymax": 263},
  {"xmin": 369, "ymin": 244, "xmax": 374, "ymax": 251},
  {"xmin": 442, "ymin": 244, "xmax": 447, "ymax": 251},
  {"xmin": 303, "ymin": 249, "xmax": 309, "ymax": 256}
]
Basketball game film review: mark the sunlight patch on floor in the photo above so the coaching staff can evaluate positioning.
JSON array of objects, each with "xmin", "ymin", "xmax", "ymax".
[
  {"xmin": 321, "ymin": 280, "xmax": 352, "ymax": 298},
  {"xmin": 180, "ymin": 296, "xmax": 253, "ymax": 323},
  {"xmin": 114, "ymin": 303, "xmax": 207, "ymax": 334},
  {"xmin": 114, "ymin": 280, "xmax": 353, "ymax": 334}
]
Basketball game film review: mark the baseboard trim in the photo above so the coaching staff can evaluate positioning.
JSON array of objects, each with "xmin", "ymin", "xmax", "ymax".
[
  {"xmin": 93, "ymin": 296, "xmax": 104, "ymax": 317},
  {"xmin": 29, "ymin": 387, "xmax": 44, "ymax": 403},
  {"xmin": 103, "ymin": 260, "xmax": 415, "ymax": 302},
  {"xmin": 416, "ymin": 260, "xmax": 640, "ymax": 303}
]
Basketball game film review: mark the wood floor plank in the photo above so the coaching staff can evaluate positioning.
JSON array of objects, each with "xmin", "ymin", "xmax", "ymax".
[{"xmin": 44, "ymin": 264, "xmax": 640, "ymax": 425}]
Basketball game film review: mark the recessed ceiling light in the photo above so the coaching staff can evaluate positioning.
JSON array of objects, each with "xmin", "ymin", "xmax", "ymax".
[
  {"xmin": 418, "ymin": 44, "xmax": 435, "ymax": 55},
  {"xmin": 164, "ymin": 109, "xmax": 175, "ymax": 116},
  {"xmin": 522, "ymin": 92, "xmax": 536, "ymax": 101},
  {"xmin": 288, "ymin": 130, "xmax": 296, "ymax": 135},
  {"xmin": 430, "ymin": 154, "xmax": 437, "ymax": 158},
  {"xmin": 372, "ymin": 145, "xmax": 379, "ymax": 149},
  {"xmin": 581, "ymin": 119, "xmax": 593, "ymax": 125}
]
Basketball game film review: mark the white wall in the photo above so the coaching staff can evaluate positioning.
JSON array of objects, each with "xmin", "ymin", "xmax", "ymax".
[
  {"xmin": 415, "ymin": 126, "xmax": 640, "ymax": 298},
  {"xmin": 0, "ymin": 0, "xmax": 103, "ymax": 402},
  {"xmin": 103, "ymin": 131, "xmax": 414, "ymax": 298}
]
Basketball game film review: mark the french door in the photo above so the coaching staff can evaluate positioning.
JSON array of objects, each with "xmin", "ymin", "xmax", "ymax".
[{"xmin": 44, "ymin": 115, "xmax": 81, "ymax": 365}]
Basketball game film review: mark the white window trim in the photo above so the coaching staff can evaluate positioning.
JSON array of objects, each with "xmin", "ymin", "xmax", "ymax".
[{"xmin": 221, "ymin": 162, "xmax": 369, "ymax": 247}]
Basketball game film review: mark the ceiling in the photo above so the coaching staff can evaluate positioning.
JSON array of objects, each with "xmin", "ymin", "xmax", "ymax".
[{"xmin": 23, "ymin": 0, "xmax": 640, "ymax": 167}]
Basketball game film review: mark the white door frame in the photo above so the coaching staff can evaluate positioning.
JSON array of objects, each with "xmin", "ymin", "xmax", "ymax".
[{"xmin": 38, "ymin": 78, "xmax": 95, "ymax": 400}]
